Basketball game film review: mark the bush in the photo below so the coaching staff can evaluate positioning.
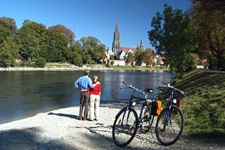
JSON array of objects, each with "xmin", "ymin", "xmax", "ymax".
[
  {"xmin": 110, "ymin": 60, "xmax": 114, "ymax": 65},
  {"xmin": 35, "ymin": 58, "xmax": 46, "ymax": 68}
]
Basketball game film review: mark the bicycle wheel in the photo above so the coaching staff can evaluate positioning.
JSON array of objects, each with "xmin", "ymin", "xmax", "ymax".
[
  {"xmin": 140, "ymin": 106, "xmax": 154, "ymax": 133},
  {"xmin": 112, "ymin": 107, "xmax": 138, "ymax": 147},
  {"xmin": 155, "ymin": 106, "xmax": 184, "ymax": 146}
]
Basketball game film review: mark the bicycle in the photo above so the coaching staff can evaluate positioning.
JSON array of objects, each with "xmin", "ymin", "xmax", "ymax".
[
  {"xmin": 112, "ymin": 81, "xmax": 187, "ymax": 147},
  {"xmin": 112, "ymin": 81, "xmax": 159, "ymax": 147},
  {"xmin": 155, "ymin": 81, "xmax": 187, "ymax": 146}
]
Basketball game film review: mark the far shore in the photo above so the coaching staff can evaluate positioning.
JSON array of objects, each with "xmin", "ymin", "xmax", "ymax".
[{"xmin": 0, "ymin": 65, "xmax": 169, "ymax": 72}]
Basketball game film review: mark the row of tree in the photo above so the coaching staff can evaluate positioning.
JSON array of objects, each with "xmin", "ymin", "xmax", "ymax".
[
  {"xmin": 0, "ymin": 18, "xmax": 107, "ymax": 67},
  {"xmin": 148, "ymin": 0, "xmax": 225, "ymax": 75}
]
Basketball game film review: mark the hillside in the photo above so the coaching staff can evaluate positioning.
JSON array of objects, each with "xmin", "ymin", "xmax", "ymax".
[{"xmin": 172, "ymin": 69, "xmax": 225, "ymax": 136}]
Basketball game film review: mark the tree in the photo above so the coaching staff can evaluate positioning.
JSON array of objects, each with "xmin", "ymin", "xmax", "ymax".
[
  {"xmin": 126, "ymin": 52, "xmax": 134, "ymax": 63},
  {"xmin": 143, "ymin": 48, "xmax": 155, "ymax": 66},
  {"xmin": 0, "ymin": 17, "xmax": 17, "ymax": 34},
  {"xmin": 135, "ymin": 48, "xmax": 144, "ymax": 64},
  {"xmin": 48, "ymin": 24, "xmax": 75, "ymax": 46},
  {"xmin": 148, "ymin": 4, "xmax": 197, "ymax": 74},
  {"xmin": 80, "ymin": 36, "xmax": 106, "ymax": 64},
  {"xmin": 15, "ymin": 20, "xmax": 48, "ymax": 61},
  {"xmin": 44, "ymin": 31, "xmax": 68, "ymax": 62},
  {"xmin": 15, "ymin": 27, "xmax": 39, "ymax": 61},
  {"xmin": 0, "ymin": 36, "xmax": 19, "ymax": 67},
  {"xmin": 190, "ymin": 0, "xmax": 225, "ymax": 70},
  {"xmin": 70, "ymin": 41, "xmax": 83, "ymax": 66}
]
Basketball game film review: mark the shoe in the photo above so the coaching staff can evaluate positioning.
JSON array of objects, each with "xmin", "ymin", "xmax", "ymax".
[
  {"xmin": 83, "ymin": 118, "xmax": 86, "ymax": 121},
  {"xmin": 80, "ymin": 117, "xmax": 82, "ymax": 120}
]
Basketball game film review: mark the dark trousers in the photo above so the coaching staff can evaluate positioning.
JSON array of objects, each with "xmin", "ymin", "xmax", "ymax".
[{"xmin": 79, "ymin": 92, "xmax": 90, "ymax": 119}]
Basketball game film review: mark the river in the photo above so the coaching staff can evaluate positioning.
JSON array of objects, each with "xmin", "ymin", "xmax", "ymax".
[{"xmin": 0, "ymin": 70, "xmax": 171, "ymax": 124}]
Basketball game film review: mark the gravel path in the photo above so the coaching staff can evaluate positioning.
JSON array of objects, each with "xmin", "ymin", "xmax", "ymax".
[{"xmin": 0, "ymin": 101, "xmax": 224, "ymax": 150}]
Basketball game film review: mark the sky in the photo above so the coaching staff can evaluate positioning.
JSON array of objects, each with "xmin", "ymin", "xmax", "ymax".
[{"xmin": 1, "ymin": 0, "xmax": 191, "ymax": 50}]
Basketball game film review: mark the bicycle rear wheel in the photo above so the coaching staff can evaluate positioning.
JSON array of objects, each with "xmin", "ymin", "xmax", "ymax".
[
  {"xmin": 112, "ymin": 107, "xmax": 138, "ymax": 147},
  {"xmin": 155, "ymin": 106, "xmax": 184, "ymax": 146}
]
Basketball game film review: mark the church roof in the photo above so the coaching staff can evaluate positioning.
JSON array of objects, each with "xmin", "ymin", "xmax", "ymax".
[{"xmin": 120, "ymin": 47, "xmax": 137, "ymax": 52}]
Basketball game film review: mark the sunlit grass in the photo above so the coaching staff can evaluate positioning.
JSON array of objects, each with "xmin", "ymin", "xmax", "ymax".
[{"xmin": 173, "ymin": 70, "xmax": 225, "ymax": 136}]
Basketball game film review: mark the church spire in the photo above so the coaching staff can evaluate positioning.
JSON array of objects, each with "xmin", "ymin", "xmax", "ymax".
[
  {"xmin": 115, "ymin": 20, "xmax": 119, "ymax": 33},
  {"xmin": 112, "ymin": 20, "xmax": 120, "ymax": 57}
]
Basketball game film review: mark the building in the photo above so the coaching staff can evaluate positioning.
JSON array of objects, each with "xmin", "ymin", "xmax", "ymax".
[
  {"xmin": 109, "ymin": 20, "xmax": 165, "ymax": 66},
  {"xmin": 111, "ymin": 20, "xmax": 144, "ymax": 60},
  {"xmin": 112, "ymin": 20, "xmax": 120, "ymax": 57}
]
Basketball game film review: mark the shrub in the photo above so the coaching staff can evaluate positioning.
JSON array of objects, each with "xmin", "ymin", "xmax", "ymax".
[{"xmin": 35, "ymin": 58, "xmax": 46, "ymax": 68}]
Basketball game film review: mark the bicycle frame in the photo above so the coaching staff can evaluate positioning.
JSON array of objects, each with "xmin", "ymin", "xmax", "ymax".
[
  {"xmin": 158, "ymin": 82, "xmax": 187, "ymax": 135},
  {"xmin": 120, "ymin": 82, "xmax": 154, "ymax": 127}
]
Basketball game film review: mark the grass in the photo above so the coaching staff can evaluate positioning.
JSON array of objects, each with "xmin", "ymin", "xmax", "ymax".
[{"xmin": 170, "ymin": 69, "xmax": 225, "ymax": 136}]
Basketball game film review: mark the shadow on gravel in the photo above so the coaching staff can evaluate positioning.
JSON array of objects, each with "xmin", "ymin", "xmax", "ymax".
[
  {"xmin": 0, "ymin": 126, "xmax": 157, "ymax": 150},
  {"xmin": 47, "ymin": 112, "xmax": 80, "ymax": 120},
  {"xmin": 0, "ymin": 127, "xmax": 76, "ymax": 150}
]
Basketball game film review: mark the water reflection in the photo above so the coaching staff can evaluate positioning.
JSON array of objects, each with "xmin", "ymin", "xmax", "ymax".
[{"xmin": 0, "ymin": 70, "xmax": 171, "ymax": 124}]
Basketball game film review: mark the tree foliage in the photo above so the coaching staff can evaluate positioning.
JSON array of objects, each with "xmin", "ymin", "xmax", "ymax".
[
  {"xmin": 0, "ymin": 17, "xmax": 107, "ymax": 67},
  {"xmin": 0, "ymin": 17, "xmax": 17, "ymax": 33},
  {"xmin": 125, "ymin": 52, "xmax": 134, "ymax": 63},
  {"xmin": 134, "ymin": 49, "xmax": 144, "ymax": 64},
  {"xmin": 48, "ymin": 24, "xmax": 75, "ymax": 46},
  {"xmin": 190, "ymin": 0, "xmax": 225, "ymax": 70},
  {"xmin": 0, "ymin": 36, "xmax": 19, "ymax": 67},
  {"xmin": 79, "ymin": 36, "xmax": 106, "ymax": 64},
  {"xmin": 148, "ymin": 4, "xmax": 197, "ymax": 74},
  {"xmin": 143, "ymin": 48, "xmax": 155, "ymax": 66}
]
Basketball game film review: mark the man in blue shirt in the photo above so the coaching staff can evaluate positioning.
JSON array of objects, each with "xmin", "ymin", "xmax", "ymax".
[{"xmin": 74, "ymin": 69, "xmax": 94, "ymax": 121}]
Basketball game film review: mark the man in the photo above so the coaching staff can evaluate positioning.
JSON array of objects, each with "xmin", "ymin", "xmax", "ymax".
[{"xmin": 74, "ymin": 69, "xmax": 94, "ymax": 121}]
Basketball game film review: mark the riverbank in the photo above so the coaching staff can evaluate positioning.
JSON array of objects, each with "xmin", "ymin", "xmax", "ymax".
[
  {"xmin": 0, "ymin": 100, "xmax": 224, "ymax": 150},
  {"xmin": 0, "ymin": 63, "xmax": 169, "ymax": 71}
]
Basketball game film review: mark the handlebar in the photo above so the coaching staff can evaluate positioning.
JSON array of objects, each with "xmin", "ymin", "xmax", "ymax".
[
  {"xmin": 160, "ymin": 81, "xmax": 187, "ymax": 97},
  {"xmin": 123, "ymin": 81, "xmax": 147, "ymax": 96}
]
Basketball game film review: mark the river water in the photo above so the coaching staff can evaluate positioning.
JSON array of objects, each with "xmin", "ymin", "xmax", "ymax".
[{"xmin": 0, "ymin": 70, "xmax": 171, "ymax": 124}]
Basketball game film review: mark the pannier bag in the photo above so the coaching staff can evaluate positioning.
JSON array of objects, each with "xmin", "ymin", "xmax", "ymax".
[{"xmin": 151, "ymin": 100, "xmax": 162, "ymax": 116}]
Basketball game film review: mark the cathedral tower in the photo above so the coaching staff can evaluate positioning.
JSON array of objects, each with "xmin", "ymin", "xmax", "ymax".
[{"xmin": 112, "ymin": 20, "xmax": 120, "ymax": 55}]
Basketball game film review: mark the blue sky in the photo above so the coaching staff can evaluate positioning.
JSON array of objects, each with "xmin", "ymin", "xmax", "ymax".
[{"xmin": 1, "ymin": 0, "xmax": 191, "ymax": 50}]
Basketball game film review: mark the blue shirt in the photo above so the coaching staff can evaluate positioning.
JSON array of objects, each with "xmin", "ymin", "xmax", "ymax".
[{"xmin": 74, "ymin": 75, "xmax": 94, "ymax": 90}]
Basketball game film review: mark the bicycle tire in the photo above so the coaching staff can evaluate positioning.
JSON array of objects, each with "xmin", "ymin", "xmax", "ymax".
[
  {"xmin": 155, "ymin": 106, "xmax": 184, "ymax": 146},
  {"xmin": 112, "ymin": 107, "xmax": 138, "ymax": 147},
  {"xmin": 140, "ymin": 106, "xmax": 154, "ymax": 133}
]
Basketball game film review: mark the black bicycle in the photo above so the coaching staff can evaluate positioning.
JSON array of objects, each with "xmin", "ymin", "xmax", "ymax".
[
  {"xmin": 112, "ymin": 81, "xmax": 158, "ymax": 147},
  {"xmin": 155, "ymin": 81, "xmax": 187, "ymax": 146}
]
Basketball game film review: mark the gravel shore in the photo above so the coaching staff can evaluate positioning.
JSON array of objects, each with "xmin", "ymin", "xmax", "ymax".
[{"xmin": 0, "ymin": 101, "xmax": 224, "ymax": 150}]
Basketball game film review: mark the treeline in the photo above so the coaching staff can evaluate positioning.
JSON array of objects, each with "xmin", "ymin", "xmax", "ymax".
[
  {"xmin": 0, "ymin": 18, "xmax": 106, "ymax": 67},
  {"xmin": 148, "ymin": 0, "xmax": 225, "ymax": 76}
]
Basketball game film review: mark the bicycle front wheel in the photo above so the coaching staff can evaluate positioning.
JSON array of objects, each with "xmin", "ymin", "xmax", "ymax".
[
  {"xmin": 112, "ymin": 107, "xmax": 138, "ymax": 147},
  {"xmin": 155, "ymin": 106, "xmax": 184, "ymax": 146}
]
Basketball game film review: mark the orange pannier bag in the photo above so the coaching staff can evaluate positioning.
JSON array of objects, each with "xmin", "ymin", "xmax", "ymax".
[{"xmin": 151, "ymin": 100, "xmax": 162, "ymax": 116}]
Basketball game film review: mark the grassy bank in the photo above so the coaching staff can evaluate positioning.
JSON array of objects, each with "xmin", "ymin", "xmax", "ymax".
[{"xmin": 171, "ymin": 69, "xmax": 225, "ymax": 136}]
